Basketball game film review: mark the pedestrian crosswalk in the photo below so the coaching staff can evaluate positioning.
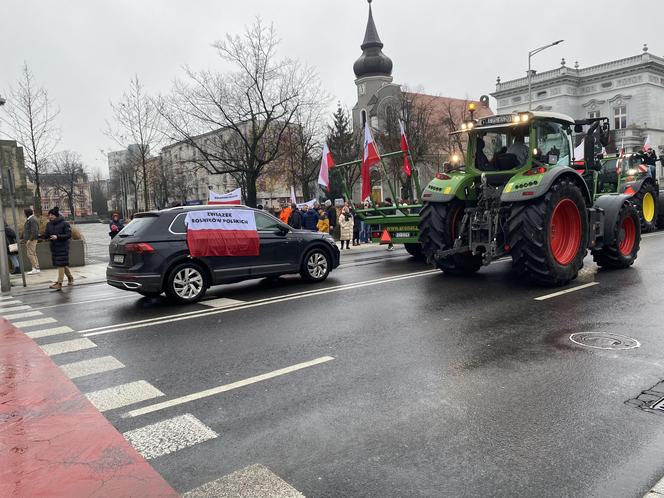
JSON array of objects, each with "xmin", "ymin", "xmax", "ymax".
[
  {"xmin": 60, "ymin": 355, "xmax": 125, "ymax": 379},
  {"xmin": 40, "ymin": 337, "xmax": 97, "ymax": 356},
  {"xmin": 86, "ymin": 380, "xmax": 164, "ymax": 412}
]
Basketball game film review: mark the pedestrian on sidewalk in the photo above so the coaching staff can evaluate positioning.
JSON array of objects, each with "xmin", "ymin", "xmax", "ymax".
[
  {"xmin": 287, "ymin": 203, "xmax": 303, "ymax": 229},
  {"xmin": 339, "ymin": 206, "xmax": 354, "ymax": 250},
  {"xmin": 352, "ymin": 204, "xmax": 361, "ymax": 246},
  {"xmin": 302, "ymin": 204, "xmax": 319, "ymax": 231},
  {"xmin": 109, "ymin": 212, "xmax": 124, "ymax": 238},
  {"xmin": 279, "ymin": 203, "xmax": 292, "ymax": 225},
  {"xmin": 22, "ymin": 208, "xmax": 40, "ymax": 274},
  {"xmin": 44, "ymin": 207, "xmax": 73, "ymax": 290},
  {"xmin": 325, "ymin": 200, "xmax": 337, "ymax": 235},
  {"xmin": 316, "ymin": 210, "xmax": 330, "ymax": 233},
  {"xmin": 4, "ymin": 222, "xmax": 20, "ymax": 274}
]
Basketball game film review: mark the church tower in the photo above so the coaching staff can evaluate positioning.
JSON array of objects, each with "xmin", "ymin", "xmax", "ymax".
[{"xmin": 352, "ymin": 0, "xmax": 400, "ymax": 132}]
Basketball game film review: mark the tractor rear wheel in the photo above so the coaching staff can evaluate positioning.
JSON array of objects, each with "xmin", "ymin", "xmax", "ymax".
[
  {"xmin": 507, "ymin": 179, "xmax": 588, "ymax": 286},
  {"xmin": 631, "ymin": 182, "xmax": 657, "ymax": 232},
  {"xmin": 404, "ymin": 243, "xmax": 425, "ymax": 260},
  {"xmin": 592, "ymin": 202, "xmax": 640, "ymax": 269},
  {"xmin": 419, "ymin": 201, "xmax": 482, "ymax": 275}
]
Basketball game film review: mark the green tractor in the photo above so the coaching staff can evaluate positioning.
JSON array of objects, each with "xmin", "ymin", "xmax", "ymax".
[
  {"xmin": 419, "ymin": 111, "xmax": 641, "ymax": 285},
  {"xmin": 598, "ymin": 152, "xmax": 661, "ymax": 232}
]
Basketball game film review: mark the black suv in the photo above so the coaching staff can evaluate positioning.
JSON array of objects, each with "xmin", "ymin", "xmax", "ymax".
[{"xmin": 107, "ymin": 206, "xmax": 340, "ymax": 303}]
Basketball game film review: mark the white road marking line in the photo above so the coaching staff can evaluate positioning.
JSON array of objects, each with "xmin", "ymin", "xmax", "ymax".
[
  {"xmin": 13, "ymin": 317, "xmax": 57, "ymax": 328},
  {"xmin": 39, "ymin": 337, "xmax": 97, "ymax": 356},
  {"xmin": 183, "ymin": 464, "xmax": 304, "ymax": 498},
  {"xmin": 0, "ymin": 295, "xmax": 14, "ymax": 300},
  {"xmin": 86, "ymin": 380, "xmax": 164, "ymax": 412},
  {"xmin": 25, "ymin": 325, "xmax": 74, "ymax": 339},
  {"xmin": 85, "ymin": 270, "xmax": 439, "ymax": 337},
  {"xmin": 126, "ymin": 356, "xmax": 334, "ymax": 418},
  {"xmin": 60, "ymin": 355, "xmax": 125, "ymax": 379},
  {"xmin": 0, "ymin": 305, "xmax": 32, "ymax": 314},
  {"xmin": 123, "ymin": 413, "xmax": 217, "ymax": 460},
  {"xmin": 534, "ymin": 282, "xmax": 599, "ymax": 301},
  {"xmin": 200, "ymin": 297, "xmax": 244, "ymax": 308},
  {"xmin": 4, "ymin": 310, "xmax": 43, "ymax": 320},
  {"xmin": 30, "ymin": 295, "xmax": 127, "ymax": 311},
  {"xmin": 0, "ymin": 300, "xmax": 23, "ymax": 307}
]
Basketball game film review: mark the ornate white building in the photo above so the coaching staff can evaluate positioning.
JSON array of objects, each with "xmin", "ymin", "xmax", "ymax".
[{"xmin": 492, "ymin": 45, "xmax": 664, "ymax": 153}]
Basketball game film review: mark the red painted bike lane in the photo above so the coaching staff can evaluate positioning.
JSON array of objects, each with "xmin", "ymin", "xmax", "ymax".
[{"xmin": 0, "ymin": 319, "xmax": 179, "ymax": 497}]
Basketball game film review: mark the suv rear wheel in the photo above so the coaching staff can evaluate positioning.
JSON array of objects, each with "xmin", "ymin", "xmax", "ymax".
[
  {"xmin": 300, "ymin": 249, "xmax": 330, "ymax": 282},
  {"xmin": 166, "ymin": 262, "xmax": 207, "ymax": 303}
]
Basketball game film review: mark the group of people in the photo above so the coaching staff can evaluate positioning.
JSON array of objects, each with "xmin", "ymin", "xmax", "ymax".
[{"xmin": 4, "ymin": 206, "xmax": 75, "ymax": 290}]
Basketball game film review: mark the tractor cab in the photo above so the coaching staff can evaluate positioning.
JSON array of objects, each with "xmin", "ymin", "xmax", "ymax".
[{"xmin": 600, "ymin": 153, "xmax": 650, "ymax": 192}]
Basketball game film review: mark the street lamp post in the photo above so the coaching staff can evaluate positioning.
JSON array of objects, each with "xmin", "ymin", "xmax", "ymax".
[
  {"xmin": 528, "ymin": 39, "xmax": 564, "ymax": 110},
  {"xmin": 0, "ymin": 97, "xmax": 12, "ymax": 292}
]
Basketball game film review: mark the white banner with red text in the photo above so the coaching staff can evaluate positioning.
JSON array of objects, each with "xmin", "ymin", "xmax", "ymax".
[
  {"xmin": 185, "ymin": 209, "xmax": 259, "ymax": 257},
  {"xmin": 208, "ymin": 187, "xmax": 242, "ymax": 205}
]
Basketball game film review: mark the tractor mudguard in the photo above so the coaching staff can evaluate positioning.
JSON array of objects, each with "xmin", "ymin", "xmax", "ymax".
[
  {"xmin": 421, "ymin": 174, "xmax": 476, "ymax": 203},
  {"xmin": 501, "ymin": 166, "xmax": 592, "ymax": 204},
  {"xmin": 621, "ymin": 175, "xmax": 655, "ymax": 195},
  {"xmin": 594, "ymin": 194, "xmax": 632, "ymax": 246}
]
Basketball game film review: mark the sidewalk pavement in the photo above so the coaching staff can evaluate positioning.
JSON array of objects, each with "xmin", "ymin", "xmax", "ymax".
[
  {"xmin": 0, "ymin": 318, "xmax": 179, "ymax": 497},
  {"xmin": 5, "ymin": 242, "xmax": 405, "ymax": 296}
]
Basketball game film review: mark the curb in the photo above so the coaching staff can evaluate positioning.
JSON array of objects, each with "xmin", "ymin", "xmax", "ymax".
[{"xmin": 0, "ymin": 319, "xmax": 180, "ymax": 497}]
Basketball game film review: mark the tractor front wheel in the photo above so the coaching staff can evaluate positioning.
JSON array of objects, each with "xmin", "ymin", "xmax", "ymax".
[
  {"xmin": 631, "ymin": 182, "xmax": 658, "ymax": 232},
  {"xmin": 419, "ymin": 201, "xmax": 482, "ymax": 275},
  {"xmin": 507, "ymin": 179, "xmax": 589, "ymax": 286},
  {"xmin": 592, "ymin": 202, "xmax": 640, "ymax": 269}
]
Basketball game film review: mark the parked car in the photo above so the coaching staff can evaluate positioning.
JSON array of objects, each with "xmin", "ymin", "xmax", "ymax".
[{"xmin": 107, "ymin": 205, "xmax": 340, "ymax": 303}]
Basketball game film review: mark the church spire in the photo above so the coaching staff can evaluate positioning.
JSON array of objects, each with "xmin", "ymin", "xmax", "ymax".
[{"xmin": 353, "ymin": 0, "xmax": 393, "ymax": 79}]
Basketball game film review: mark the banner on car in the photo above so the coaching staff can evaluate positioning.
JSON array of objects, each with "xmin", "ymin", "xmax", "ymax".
[
  {"xmin": 185, "ymin": 209, "xmax": 259, "ymax": 257},
  {"xmin": 208, "ymin": 187, "xmax": 242, "ymax": 205}
]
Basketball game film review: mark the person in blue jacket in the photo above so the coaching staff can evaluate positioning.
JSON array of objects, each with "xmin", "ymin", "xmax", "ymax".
[{"xmin": 302, "ymin": 205, "xmax": 319, "ymax": 231}]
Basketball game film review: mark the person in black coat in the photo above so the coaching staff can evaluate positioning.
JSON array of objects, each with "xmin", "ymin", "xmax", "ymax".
[
  {"xmin": 44, "ymin": 207, "xmax": 73, "ymax": 289},
  {"xmin": 302, "ymin": 205, "xmax": 319, "ymax": 231},
  {"xmin": 287, "ymin": 203, "xmax": 303, "ymax": 229}
]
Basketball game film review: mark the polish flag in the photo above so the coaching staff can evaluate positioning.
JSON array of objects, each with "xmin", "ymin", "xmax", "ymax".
[
  {"xmin": 616, "ymin": 139, "xmax": 625, "ymax": 174},
  {"xmin": 208, "ymin": 187, "xmax": 242, "ymax": 205},
  {"xmin": 290, "ymin": 186, "xmax": 297, "ymax": 204},
  {"xmin": 573, "ymin": 138, "xmax": 584, "ymax": 162},
  {"xmin": 318, "ymin": 143, "xmax": 335, "ymax": 192},
  {"xmin": 643, "ymin": 135, "xmax": 652, "ymax": 151},
  {"xmin": 362, "ymin": 122, "xmax": 381, "ymax": 201},
  {"xmin": 185, "ymin": 208, "xmax": 259, "ymax": 257},
  {"xmin": 399, "ymin": 120, "xmax": 412, "ymax": 177}
]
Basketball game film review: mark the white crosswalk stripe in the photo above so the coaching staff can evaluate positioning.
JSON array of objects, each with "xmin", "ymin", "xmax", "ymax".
[
  {"xmin": 13, "ymin": 317, "xmax": 57, "ymax": 328},
  {"xmin": 200, "ymin": 297, "xmax": 244, "ymax": 308},
  {"xmin": 123, "ymin": 414, "xmax": 217, "ymax": 460},
  {"xmin": 1, "ymin": 305, "xmax": 32, "ymax": 314},
  {"xmin": 86, "ymin": 380, "xmax": 164, "ymax": 412},
  {"xmin": 39, "ymin": 338, "xmax": 96, "ymax": 356},
  {"xmin": 184, "ymin": 464, "xmax": 304, "ymax": 498},
  {"xmin": 4, "ymin": 310, "xmax": 42, "ymax": 320},
  {"xmin": 25, "ymin": 325, "xmax": 74, "ymax": 339},
  {"xmin": 0, "ymin": 295, "xmax": 15, "ymax": 300},
  {"xmin": 0, "ymin": 300, "xmax": 22, "ymax": 307},
  {"xmin": 60, "ymin": 356, "xmax": 125, "ymax": 379}
]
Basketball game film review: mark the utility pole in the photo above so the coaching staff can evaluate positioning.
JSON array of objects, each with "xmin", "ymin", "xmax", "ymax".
[{"xmin": 0, "ymin": 97, "xmax": 11, "ymax": 292}]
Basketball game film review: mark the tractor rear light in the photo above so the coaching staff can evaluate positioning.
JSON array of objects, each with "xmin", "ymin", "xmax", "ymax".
[
  {"xmin": 436, "ymin": 172, "xmax": 451, "ymax": 180},
  {"xmin": 125, "ymin": 242, "xmax": 156, "ymax": 253},
  {"xmin": 522, "ymin": 191, "xmax": 535, "ymax": 196},
  {"xmin": 524, "ymin": 167, "xmax": 547, "ymax": 176},
  {"xmin": 624, "ymin": 186, "xmax": 636, "ymax": 195}
]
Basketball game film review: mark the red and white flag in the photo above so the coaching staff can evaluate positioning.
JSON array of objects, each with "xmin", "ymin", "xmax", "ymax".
[
  {"xmin": 318, "ymin": 143, "xmax": 335, "ymax": 192},
  {"xmin": 573, "ymin": 138, "xmax": 585, "ymax": 162},
  {"xmin": 208, "ymin": 187, "xmax": 242, "ymax": 205},
  {"xmin": 399, "ymin": 120, "xmax": 412, "ymax": 177},
  {"xmin": 290, "ymin": 186, "xmax": 297, "ymax": 205},
  {"xmin": 362, "ymin": 122, "xmax": 381, "ymax": 201},
  {"xmin": 616, "ymin": 139, "xmax": 625, "ymax": 174},
  {"xmin": 643, "ymin": 135, "xmax": 652, "ymax": 151},
  {"xmin": 185, "ymin": 209, "xmax": 259, "ymax": 257}
]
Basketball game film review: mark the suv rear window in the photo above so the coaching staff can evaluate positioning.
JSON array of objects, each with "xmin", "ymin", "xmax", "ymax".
[{"xmin": 117, "ymin": 215, "xmax": 158, "ymax": 237}]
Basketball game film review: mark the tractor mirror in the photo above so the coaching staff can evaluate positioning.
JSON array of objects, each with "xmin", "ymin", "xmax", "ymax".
[{"xmin": 574, "ymin": 124, "xmax": 583, "ymax": 133}]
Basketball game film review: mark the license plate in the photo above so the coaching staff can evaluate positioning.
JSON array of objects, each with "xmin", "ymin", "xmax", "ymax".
[
  {"xmin": 113, "ymin": 254, "xmax": 125, "ymax": 264},
  {"xmin": 394, "ymin": 232, "xmax": 411, "ymax": 238}
]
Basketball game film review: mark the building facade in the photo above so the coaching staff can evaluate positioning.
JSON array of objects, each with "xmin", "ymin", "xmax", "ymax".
[
  {"xmin": 41, "ymin": 174, "xmax": 93, "ymax": 218},
  {"xmin": 0, "ymin": 140, "xmax": 34, "ymax": 225},
  {"xmin": 492, "ymin": 46, "xmax": 664, "ymax": 153}
]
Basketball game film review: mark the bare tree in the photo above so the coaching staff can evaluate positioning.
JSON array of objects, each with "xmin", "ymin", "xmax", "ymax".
[
  {"xmin": 107, "ymin": 75, "xmax": 163, "ymax": 211},
  {"xmin": 327, "ymin": 105, "xmax": 360, "ymax": 200},
  {"xmin": 0, "ymin": 63, "xmax": 60, "ymax": 213},
  {"xmin": 45, "ymin": 150, "xmax": 87, "ymax": 219},
  {"xmin": 159, "ymin": 18, "xmax": 319, "ymax": 207}
]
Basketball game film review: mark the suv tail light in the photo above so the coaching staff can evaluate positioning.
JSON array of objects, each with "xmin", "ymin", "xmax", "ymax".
[{"xmin": 125, "ymin": 242, "xmax": 156, "ymax": 254}]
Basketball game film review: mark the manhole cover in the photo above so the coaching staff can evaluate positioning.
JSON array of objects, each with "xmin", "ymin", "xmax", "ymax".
[{"xmin": 569, "ymin": 332, "xmax": 640, "ymax": 350}]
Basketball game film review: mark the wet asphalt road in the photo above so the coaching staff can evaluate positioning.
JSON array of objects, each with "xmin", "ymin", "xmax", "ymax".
[{"xmin": 11, "ymin": 234, "xmax": 664, "ymax": 497}]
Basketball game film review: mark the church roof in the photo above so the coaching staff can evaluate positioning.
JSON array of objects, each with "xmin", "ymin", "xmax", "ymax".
[{"xmin": 353, "ymin": 1, "xmax": 393, "ymax": 79}]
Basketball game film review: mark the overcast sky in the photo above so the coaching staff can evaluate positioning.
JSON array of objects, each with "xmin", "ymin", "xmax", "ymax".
[{"xmin": 2, "ymin": 0, "xmax": 661, "ymax": 177}]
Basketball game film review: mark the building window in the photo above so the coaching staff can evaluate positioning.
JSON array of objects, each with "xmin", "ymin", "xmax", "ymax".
[
  {"xmin": 614, "ymin": 105, "xmax": 627, "ymax": 129},
  {"xmin": 588, "ymin": 110, "xmax": 600, "ymax": 119}
]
